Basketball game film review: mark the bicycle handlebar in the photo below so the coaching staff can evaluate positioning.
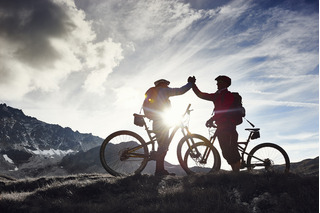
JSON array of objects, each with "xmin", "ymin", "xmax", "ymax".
[{"xmin": 208, "ymin": 124, "xmax": 217, "ymax": 128}]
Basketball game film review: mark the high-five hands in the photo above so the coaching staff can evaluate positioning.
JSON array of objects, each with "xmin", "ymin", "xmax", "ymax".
[{"xmin": 188, "ymin": 76, "xmax": 196, "ymax": 84}]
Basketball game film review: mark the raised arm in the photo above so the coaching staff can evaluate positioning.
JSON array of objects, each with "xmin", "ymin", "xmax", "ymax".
[
  {"xmin": 192, "ymin": 84, "xmax": 216, "ymax": 101},
  {"xmin": 165, "ymin": 82, "xmax": 193, "ymax": 97}
]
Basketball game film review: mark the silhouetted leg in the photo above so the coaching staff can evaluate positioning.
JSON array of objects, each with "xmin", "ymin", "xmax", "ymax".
[
  {"xmin": 155, "ymin": 150, "xmax": 167, "ymax": 175},
  {"xmin": 217, "ymin": 128, "xmax": 241, "ymax": 171},
  {"xmin": 231, "ymin": 161, "xmax": 241, "ymax": 172},
  {"xmin": 153, "ymin": 119, "xmax": 170, "ymax": 175}
]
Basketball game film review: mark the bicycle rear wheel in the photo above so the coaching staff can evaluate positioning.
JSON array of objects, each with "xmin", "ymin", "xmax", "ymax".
[
  {"xmin": 177, "ymin": 134, "xmax": 221, "ymax": 175},
  {"xmin": 100, "ymin": 130, "xmax": 149, "ymax": 176},
  {"xmin": 247, "ymin": 143, "xmax": 290, "ymax": 174}
]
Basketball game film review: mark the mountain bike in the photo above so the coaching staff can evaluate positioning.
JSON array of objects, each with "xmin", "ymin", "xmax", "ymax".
[
  {"xmin": 100, "ymin": 104, "xmax": 221, "ymax": 176},
  {"xmin": 177, "ymin": 122, "xmax": 290, "ymax": 174}
]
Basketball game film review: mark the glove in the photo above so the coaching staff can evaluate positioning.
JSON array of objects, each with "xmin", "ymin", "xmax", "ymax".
[
  {"xmin": 205, "ymin": 117, "xmax": 215, "ymax": 128},
  {"xmin": 188, "ymin": 76, "xmax": 196, "ymax": 84}
]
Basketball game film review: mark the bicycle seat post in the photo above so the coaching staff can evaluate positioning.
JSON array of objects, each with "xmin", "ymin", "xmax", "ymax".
[{"xmin": 144, "ymin": 122, "xmax": 157, "ymax": 152}]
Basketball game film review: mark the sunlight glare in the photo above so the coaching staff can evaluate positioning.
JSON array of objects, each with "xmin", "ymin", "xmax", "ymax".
[{"xmin": 162, "ymin": 107, "xmax": 183, "ymax": 127}]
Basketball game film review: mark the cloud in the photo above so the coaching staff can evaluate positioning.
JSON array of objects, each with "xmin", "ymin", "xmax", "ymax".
[
  {"xmin": 86, "ymin": 0, "xmax": 318, "ymax": 114},
  {"xmin": 0, "ymin": 0, "xmax": 123, "ymax": 99},
  {"xmin": 82, "ymin": 39, "xmax": 123, "ymax": 94},
  {"xmin": 0, "ymin": 0, "xmax": 74, "ymax": 69},
  {"xmin": 89, "ymin": 0, "xmax": 204, "ymax": 43}
]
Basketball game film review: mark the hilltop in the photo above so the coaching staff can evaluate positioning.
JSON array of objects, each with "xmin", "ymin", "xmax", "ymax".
[{"xmin": 0, "ymin": 172, "xmax": 318, "ymax": 213}]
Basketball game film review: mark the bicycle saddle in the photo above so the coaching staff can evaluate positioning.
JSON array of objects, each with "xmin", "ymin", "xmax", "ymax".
[
  {"xmin": 133, "ymin": 113, "xmax": 146, "ymax": 118},
  {"xmin": 245, "ymin": 128, "xmax": 260, "ymax": 131}
]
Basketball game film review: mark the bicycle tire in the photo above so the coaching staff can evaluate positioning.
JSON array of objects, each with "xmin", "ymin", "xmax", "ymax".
[
  {"xmin": 183, "ymin": 142, "xmax": 221, "ymax": 174},
  {"xmin": 100, "ymin": 130, "xmax": 149, "ymax": 176},
  {"xmin": 247, "ymin": 143, "xmax": 290, "ymax": 174},
  {"xmin": 177, "ymin": 134, "xmax": 221, "ymax": 175}
]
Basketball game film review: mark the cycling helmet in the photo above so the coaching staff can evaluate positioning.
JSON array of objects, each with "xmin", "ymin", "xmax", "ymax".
[
  {"xmin": 154, "ymin": 79, "xmax": 170, "ymax": 86},
  {"xmin": 215, "ymin": 75, "xmax": 231, "ymax": 87}
]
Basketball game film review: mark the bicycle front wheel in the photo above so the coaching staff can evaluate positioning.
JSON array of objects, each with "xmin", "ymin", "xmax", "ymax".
[
  {"xmin": 177, "ymin": 134, "xmax": 221, "ymax": 175},
  {"xmin": 100, "ymin": 130, "xmax": 149, "ymax": 176},
  {"xmin": 183, "ymin": 142, "xmax": 221, "ymax": 174},
  {"xmin": 247, "ymin": 143, "xmax": 290, "ymax": 174}
]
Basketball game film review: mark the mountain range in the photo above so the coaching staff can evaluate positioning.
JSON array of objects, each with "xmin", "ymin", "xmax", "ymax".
[
  {"xmin": 0, "ymin": 103, "xmax": 102, "ymax": 178},
  {"xmin": 0, "ymin": 103, "xmax": 318, "ymax": 178}
]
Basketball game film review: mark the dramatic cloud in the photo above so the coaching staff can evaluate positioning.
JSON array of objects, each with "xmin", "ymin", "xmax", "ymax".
[{"xmin": 0, "ymin": 0, "xmax": 123, "ymax": 99}]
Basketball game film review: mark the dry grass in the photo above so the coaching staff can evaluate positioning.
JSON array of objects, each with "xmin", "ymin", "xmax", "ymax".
[{"xmin": 0, "ymin": 172, "xmax": 318, "ymax": 213}]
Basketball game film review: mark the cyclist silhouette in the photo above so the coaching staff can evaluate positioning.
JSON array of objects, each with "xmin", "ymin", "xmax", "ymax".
[
  {"xmin": 143, "ymin": 78, "xmax": 194, "ymax": 176},
  {"xmin": 191, "ymin": 75, "xmax": 241, "ymax": 172}
]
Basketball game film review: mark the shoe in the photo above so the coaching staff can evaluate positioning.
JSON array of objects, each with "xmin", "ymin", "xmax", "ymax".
[{"xmin": 155, "ymin": 170, "xmax": 176, "ymax": 176}]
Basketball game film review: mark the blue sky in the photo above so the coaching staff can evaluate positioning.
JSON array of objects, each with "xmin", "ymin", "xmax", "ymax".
[{"xmin": 0, "ymin": 0, "xmax": 318, "ymax": 168}]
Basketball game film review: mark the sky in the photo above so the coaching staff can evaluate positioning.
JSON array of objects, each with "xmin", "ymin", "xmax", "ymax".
[{"xmin": 0, "ymin": 0, "xmax": 318, "ymax": 168}]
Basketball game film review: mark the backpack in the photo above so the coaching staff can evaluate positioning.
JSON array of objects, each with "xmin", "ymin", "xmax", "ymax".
[
  {"xmin": 142, "ymin": 87, "xmax": 170, "ymax": 120},
  {"xmin": 229, "ymin": 92, "xmax": 246, "ymax": 125}
]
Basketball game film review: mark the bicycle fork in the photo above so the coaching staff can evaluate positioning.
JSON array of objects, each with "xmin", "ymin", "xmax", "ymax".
[
  {"xmin": 195, "ymin": 135, "xmax": 216, "ymax": 164},
  {"xmin": 183, "ymin": 127, "xmax": 208, "ymax": 163},
  {"xmin": 180, "ymin": 126, "xmax": 196, "ymax": 154}
]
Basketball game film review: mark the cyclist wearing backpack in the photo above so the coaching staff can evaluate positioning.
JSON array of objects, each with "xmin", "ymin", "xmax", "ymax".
[
  {"xmin": 191, "ymin": 75, "xmax": 241, "ymax": 172},
  {"xmin": 143, "ymin": 78, "xmax": 194, "ymax": 176}
]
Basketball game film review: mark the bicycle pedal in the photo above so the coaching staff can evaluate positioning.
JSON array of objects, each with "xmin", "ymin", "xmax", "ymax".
[
  {"xmin": 149, "ymin": 151, "xmax": 158, "ymax": 161},
  {"xmin": 240, "ymin": 161, "xmax": 246, "ymax": 169}
]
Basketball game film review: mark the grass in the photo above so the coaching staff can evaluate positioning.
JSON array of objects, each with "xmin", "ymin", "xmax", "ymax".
[{"xmin": 0, "ymin": 172, "xmax": 318, "ymax": 213}]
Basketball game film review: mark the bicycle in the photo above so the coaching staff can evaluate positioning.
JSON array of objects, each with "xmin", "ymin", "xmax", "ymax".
[
  {"xmin": 100, "ymin": 104, "xmax": 221, "ymax": 176},
  {"xmin": 177, "ymin": 121, "xmax": 290, "ymax": 174}
]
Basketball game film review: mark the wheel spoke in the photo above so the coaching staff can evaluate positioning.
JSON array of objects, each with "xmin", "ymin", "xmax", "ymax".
[
  {"xmin": 184, "ymin": 142, "xmax": 218, "ymax": 174},
  {"xmin": 247, "ymin": 143, "xmax": 290, "ymax": 173},
  {"xmin": 177, "ymin": 134, "xmax": 221, "ymax": 175},
  {"xmin": 100, "ymin": 131, "xmax": 148, "ymax": 176}
]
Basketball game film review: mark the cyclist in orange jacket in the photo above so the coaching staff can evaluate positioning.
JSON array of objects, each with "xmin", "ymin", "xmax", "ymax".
[
  {"xmin": 144, "ymin": 78, "xmax": 194, "ymax": 176},
  {"xmin": 191, "ymin": 75, "xmax": 241, "ymax": 172}
]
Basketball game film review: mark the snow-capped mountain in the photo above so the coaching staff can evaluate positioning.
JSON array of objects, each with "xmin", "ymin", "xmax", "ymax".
[
  {"xmin": 0, "ymin": 103, "xmax": 103, "ymax": 178},
  {"xmin": 0, "ymin": 104, "xmax": 102, "ymax": 152}
]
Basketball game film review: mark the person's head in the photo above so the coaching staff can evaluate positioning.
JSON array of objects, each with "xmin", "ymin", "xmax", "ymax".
[
  {"xmin": 215, "ymin": 75, "xmax": 231, "ymax": 90},
  {"xmin": 154, "ymin": 79, "xmax": 170, "ymax": 87}
]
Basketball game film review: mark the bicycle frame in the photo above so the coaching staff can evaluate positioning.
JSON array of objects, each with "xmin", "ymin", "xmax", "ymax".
[
  {"xmin": 208, "ymin": 127, "xmax": 261, "ymax": 168},
  {"xmin": 132, "ymin": 104, "xmax": 195, "ymax": 157}
]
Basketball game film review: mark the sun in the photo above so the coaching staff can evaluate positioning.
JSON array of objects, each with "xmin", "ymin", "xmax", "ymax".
[
  {"xmin": 162, "ymin": 107, "xmax": 183, "ymax": 127},
  {"xmin": 161, "ymin": 102, "xmax": 191, "ymax": 127}
]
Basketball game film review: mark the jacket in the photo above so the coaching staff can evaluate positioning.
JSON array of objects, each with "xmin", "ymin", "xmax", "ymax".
[
  {"xmin": 192, "ymin": 85, "xmax": 235, "ymax": 127},
  {"xmin": 146, "ymin": 82, "xmax": 192, "ymax": 120}
]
